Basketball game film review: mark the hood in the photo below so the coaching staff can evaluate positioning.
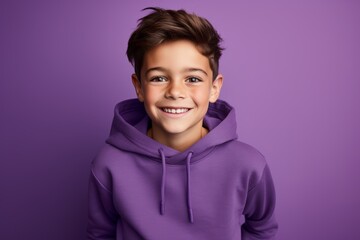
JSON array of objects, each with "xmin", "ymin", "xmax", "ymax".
[
  {"xmin": 106, "ymin": 98, "xmax": 238, "ymax": 223},
  {"xmin": 106, "ymin": 98, "xmax": 237, "ymax": 162}
]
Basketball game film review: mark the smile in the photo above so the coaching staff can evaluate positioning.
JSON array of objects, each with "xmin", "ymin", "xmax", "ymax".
[{"xmin": 161, "ymin": 107, "xmax": 191, "ymax": 114}]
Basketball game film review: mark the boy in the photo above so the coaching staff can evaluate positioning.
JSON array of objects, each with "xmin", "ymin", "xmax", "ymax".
[{"xmin": 87, "ymin": 7, "xmax": 278, "ymax": 240}]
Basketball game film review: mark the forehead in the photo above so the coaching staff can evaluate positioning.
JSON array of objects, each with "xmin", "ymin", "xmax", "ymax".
[{"xmin": 142, "ymin": 40, "xmax": 211, "ymax": 73}]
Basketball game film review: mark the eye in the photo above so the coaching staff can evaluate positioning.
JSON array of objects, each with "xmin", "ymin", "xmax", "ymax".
[
  {"xmin": 150, "ymin": 76, "xmax": 167, "ymax": 82},
  {"xmin": 186, "ymin": 77, "xmax": 202, "ymax": 83}
]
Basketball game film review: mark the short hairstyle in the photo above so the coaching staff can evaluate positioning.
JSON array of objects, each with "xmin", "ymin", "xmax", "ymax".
[{"xmin": 126, "ymin": 7, "xmax": 223, "ymax": 80}]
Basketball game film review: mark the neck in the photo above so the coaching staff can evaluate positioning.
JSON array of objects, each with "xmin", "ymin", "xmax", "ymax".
[{"xmin": 147, "ymin": 125, "xmax": 208, "ymax": 152}]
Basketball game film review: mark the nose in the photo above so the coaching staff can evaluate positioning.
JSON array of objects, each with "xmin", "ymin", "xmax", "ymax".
[{"xmin": 165, "ymin": 81, "xmax": 185, "ymax": 99}]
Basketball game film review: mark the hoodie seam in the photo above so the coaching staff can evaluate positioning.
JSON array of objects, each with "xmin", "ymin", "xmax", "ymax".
[
  {"xmin": 186, "ymin": 146, "xmax": 217, "ymax": 165},
  {"xmin": 91, "ymin": 168, "xmax": 112, "ymax": 194},
  {"xmin": 136, "ymin": 146, "xmax": 217, "ymax": 167},
  {"xmin": 108, "ymin": 136, "xmax": 219, "ymax": 166},
  {"xmin": 124, "ymin": 133, "xmax": 161, "ymax": 156},
  {"xmin": 106, "ymin": 137, "xmax": 159, "ymax": 159}
]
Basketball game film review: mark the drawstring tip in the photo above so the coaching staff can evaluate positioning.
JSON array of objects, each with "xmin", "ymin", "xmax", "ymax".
[
  {"xmin": 189, "ymin": 208, "xmax": 194, "ymax": 223},
  {"xmin": 160, "ymin": 202, "xmax": 165, "ymax": 215}
]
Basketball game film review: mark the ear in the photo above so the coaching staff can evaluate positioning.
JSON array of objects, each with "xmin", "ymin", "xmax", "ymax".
[
  {"xmin": 209, "ymin": 74, "xmax": 223, "ymax": 103},
  {"xmin": 131, "ymin": 74, "xmax": 144, "ymax": 102}
]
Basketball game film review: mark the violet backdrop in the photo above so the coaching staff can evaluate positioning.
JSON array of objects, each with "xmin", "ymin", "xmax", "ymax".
[{"xmin": 1, "ymin": 0, "xmax": 359, "ymax": 239}]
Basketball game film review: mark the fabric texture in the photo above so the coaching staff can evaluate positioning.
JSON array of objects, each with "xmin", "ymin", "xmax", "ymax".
[{"xmin": 87, "ymin": 98, "xmax": 278, "ymax": 240}]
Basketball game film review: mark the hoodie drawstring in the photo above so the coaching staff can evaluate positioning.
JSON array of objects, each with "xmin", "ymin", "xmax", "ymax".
[
  {"xmin": 186, "ymin": 151, "xmax": 194, "ymax": 223},
  {"xmin": 158, "ymin": 149, "xmax": 194, "ymax": 223},
  {"xmin": 158, "ymin": 149, "xmax": 166, "ymax": 216}
]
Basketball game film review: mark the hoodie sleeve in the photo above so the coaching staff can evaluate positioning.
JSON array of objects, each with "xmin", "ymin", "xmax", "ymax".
[
  {"xmin": 87, "ymin": 169, "xmax": 119, "ymax": 240},
  {"xmin": 241, "ymin": 164, "xmax": 278, "ymax": 240}
]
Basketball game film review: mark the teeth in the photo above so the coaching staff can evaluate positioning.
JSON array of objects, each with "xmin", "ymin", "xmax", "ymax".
[{"xmin": 162, "ymin": 108, "xmax": 189, "ymax": 114}]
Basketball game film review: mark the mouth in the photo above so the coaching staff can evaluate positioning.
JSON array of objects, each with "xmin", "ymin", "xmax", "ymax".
[{"xmin": 160, "ymin": 107, "xmax": 192, "ymax": 114}]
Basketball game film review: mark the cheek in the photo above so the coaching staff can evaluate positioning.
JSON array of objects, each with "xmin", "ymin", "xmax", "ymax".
[
  {"xmin": 143, "ymin": 87, "xmax": 162, "ymax": 112},
  {"xmin": 143, "ymin": 87, "xmax": 158, "ymax": 101},
  {"xmin": 191, "ymin": 87, "xmax": 211, "ymax": 103}
]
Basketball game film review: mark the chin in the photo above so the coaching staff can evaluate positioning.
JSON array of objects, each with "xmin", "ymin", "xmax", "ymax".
[{"xmin": 162, "ymin": 127, "xmax": 189, "ymax": 135}]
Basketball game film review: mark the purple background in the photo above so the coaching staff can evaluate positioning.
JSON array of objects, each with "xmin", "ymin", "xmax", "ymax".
[{"xmin": 1, "ymin": 0, "xmax": 360, "ymax": 239}]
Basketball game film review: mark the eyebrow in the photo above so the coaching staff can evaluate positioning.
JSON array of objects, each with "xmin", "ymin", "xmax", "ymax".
[{"xmin": 145, "ymin": 67, "xmax": 208, "ymax": 76}]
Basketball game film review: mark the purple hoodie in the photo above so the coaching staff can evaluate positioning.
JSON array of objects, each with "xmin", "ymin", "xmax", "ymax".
[{"xmin": 87, "ymin": 99, "xmax": 278, "ymax": 240}]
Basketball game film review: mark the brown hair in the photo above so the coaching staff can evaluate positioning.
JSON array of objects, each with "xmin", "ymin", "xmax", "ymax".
[{"xmin": 126, "ymin": 7, "xmax": 223, "ymax": 80}]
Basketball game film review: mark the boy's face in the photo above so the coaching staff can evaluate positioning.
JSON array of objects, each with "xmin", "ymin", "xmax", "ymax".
[{"xmin": 132, "ymin": 40, "xmax": 223, "ymax": 140}]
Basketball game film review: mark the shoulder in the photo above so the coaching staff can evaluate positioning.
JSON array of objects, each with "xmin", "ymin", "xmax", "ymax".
[
  {"xmin": 92, "ymin": 143, "xmax": 124, "ymax": 170},
  {"xmin": 90, "ymin": 143, "xmax": 129, "ymax": 190},
  {"xmin": 222, "ymin": 140, "xmax": 267, "ymax": 166},
  {"xmin": 217, "ymin": 140, "xmax": 268, "ymax": 185}
]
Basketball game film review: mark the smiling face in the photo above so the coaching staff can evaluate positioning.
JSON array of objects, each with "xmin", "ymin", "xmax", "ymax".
[{"xmin": 132, "ymin": 40, "xmax": 223, "ymax": 150}]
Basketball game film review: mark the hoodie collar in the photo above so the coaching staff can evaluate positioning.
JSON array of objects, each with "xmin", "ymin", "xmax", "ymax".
[{"xmin": 107, "ymin": 98, "xmax": 237, "ymax": 163}]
